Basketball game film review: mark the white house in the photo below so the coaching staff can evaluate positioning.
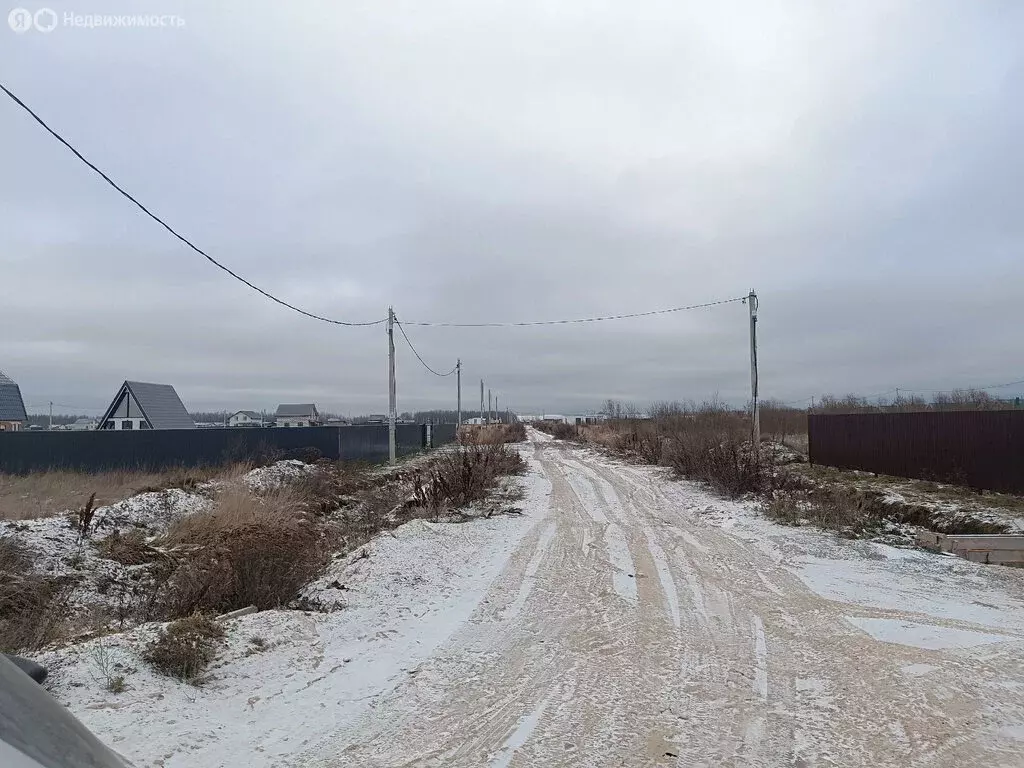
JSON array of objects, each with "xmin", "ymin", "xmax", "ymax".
[
  {"xmin": 228, "ymin": 410, "xmax": 265, "ymax": 427},
  {"xmin": 97, "ymin": 381, "xmax": 195, "ymax": 431},
  {"xmin": 275, "ymin": 403, "xmax": 320, "ymax": 428},
  {"xmin": 68, "ymin": 417, "xmax": 99, "ymax": 431}
]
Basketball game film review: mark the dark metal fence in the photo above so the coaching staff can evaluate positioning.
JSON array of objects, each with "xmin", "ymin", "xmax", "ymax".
[
  {"xmin": 808, "ymin": 410, "xmax": 1024, "ymax": 494},
  {"xmin": 0, "ymin": 423, "xmax": 457, "ymax": 474}
]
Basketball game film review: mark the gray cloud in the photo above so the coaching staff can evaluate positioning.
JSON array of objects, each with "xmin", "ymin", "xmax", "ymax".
[{"xmin": 2, "ymin": 0, "xmax": 1022, "ymax": 416}]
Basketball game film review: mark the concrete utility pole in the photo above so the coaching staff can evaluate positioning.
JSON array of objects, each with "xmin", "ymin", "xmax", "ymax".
[
  {"xmin": 480, "ymin": 380, "xmax": 484, "ymax": 424},
  {"xmin": 388, "ymin": 306, "xmax": 397, "ymax": 464},
  {"xmin": 488, "ymin": 389, "xmax": 492, "ymax": 425},
  {"xmin": 456, "ymin": 359, "xmax": 462, "ymax": 427},
  {"xmin": 48, "ymin": 402, "xmax": 53, "ymax": 431},
  {"xmin": 495, "ymin": 395, "xmax": 499, "ymax": 424},
  {"xmin": 748, "ymin": 290, "xmax": 760, "ymax": 461}
]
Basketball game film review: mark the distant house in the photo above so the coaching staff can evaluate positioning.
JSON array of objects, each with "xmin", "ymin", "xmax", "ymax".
[
  {"xmin": 275, "ymin": 403, "xmax": 320, "ymax": 428},
  {"xmin": 97, "ymin": 381, "xmax": 195, "ymax": 431},
  {"xmin": 0, "ymin": 371, "xmax": 28, "ymax": 432},
  {"xmin": 229, "ymin": 410, "xmax": 265, "ymax": 427},
  {"xmin": 68, "ymin": 417, "xmax": 99, "ymax": 431}
]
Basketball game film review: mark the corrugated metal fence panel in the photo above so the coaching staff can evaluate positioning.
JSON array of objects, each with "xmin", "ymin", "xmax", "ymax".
[
  {"xmin": 0, "ymin": 425, "xmax": 433, "ymax": 474},
  {"xmin": 808, "ymin": 410, "xmax": 1024, "ymax": 494},
  {"xmin": 431, "ymin": 423, "xmax": 457, "ymax": 447}
]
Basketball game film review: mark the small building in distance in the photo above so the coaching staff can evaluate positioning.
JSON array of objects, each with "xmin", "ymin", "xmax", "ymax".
[
  {"xmin": 68, "ymin": 417, "xmax": 99, "ymax": 431},
  {"xmin": 229, "ymin": 410, "xmax": 266, "ymax": 427},
  {"xmin": 97, "ymin": 381, "xmax": 195, "ymax": 431},
  {"xmin": 275, "ymin": 403, "xmax": 320, "ymax": 428},
  {"xmin": 0, "ymin": 371, "xmax": 28, "ymax": 432}
]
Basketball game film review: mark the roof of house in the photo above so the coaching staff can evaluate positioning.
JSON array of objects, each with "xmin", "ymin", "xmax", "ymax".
[
  {"xmin": 276, "ymin": 403, "xmax": 319, "ymax": 418},
  {"xmin": 0, "ymin": 371, "xmax": 27, "ymax": 423},
  {"xmin": 99, "ymin": 381, "xmax": 195, "ymax": 429},
  {"xmin": 232, "ymin": 410, "xmax": 262, "ymax": 419}
]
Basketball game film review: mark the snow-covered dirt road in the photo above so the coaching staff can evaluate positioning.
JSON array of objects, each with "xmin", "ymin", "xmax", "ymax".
[
  {"xmin": 291, "ymin": 437, "xmax": 1024, "ymax": 767},
  {"xmin": 46, "ymin": 435, "xmax": 1024, "ymax": 766}
]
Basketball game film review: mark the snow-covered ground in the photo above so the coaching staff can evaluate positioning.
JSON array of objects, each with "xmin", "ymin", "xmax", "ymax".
[
  {"xmin": 36, "ymin": 450, "xmax": 551, "ymax": 767},
  {"xmin": 26, "ymin": 437, "xmax": 1024, "ymax": 766},
  {"xmin": 0, "ymin": 461, "xmax": 323, "ymax": 631}
]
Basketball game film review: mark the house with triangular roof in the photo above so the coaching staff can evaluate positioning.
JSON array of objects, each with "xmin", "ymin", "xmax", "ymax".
[
  {"xmin": 0, "ymin": 370, "xmax": 28, "ymax": 432},
  {"xmin": 275, "ymin": 403, "xmax": 320, "ymax": 428},
  {"xmin": 97, "ymin": 381, "xmax": 195, "ymax": 431}
]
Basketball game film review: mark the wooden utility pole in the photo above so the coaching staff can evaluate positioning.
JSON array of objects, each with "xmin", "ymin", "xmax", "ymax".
[{"xmin": 388, "ymin": 306, "xmax": 396, "ymax": 464}]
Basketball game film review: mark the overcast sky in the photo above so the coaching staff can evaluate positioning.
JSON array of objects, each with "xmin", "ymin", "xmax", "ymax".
[{"xmin": 2, "ymin": 0, "xmax": 1022, "ymax": 416}]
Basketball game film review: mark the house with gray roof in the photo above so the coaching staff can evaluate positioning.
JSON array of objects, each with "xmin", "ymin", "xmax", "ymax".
[
  {"xmin": 228, "ymin": 410, "xmax": 266, "ymax": 427},
  {"xmin": 0, "ymin": 371, "xmax": 28, "ymax": 432},
  {"xmin": 97, "ymin": 381, "xmax": 195, "ymax": 431},
  {"xmin": 275, "ymin": 403, "xmax": 320, "ymax": 427}
]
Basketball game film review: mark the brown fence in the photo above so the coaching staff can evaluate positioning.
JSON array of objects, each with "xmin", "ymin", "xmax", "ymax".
[{"xmin": 808, "ymin": 410, "xmax": 1024, "ymax": 494}]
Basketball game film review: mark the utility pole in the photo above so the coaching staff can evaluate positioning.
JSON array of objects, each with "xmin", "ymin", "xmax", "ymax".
[
  {"xmin": 456, "ymin": 359, "xmax": 462, "ymax": 427},
  {"xmin": 495, "ymin": 395, "xmax": 499, "ymax": 424},
  {"xmin": 488, "ymin": 389, "xmax": 492, "ymax": 425},
  {"xmin": 48, "ymin": 401, "xmax": 53, "ymax": 431},
  {"xmin": 387, "ymin": 306, "xmax": 397, "ymax": 464},
  {"xmin": 480, "ymin": 380, "xmax": 484, "ymax": 424},
  {"xmin": 748, "ymin": 290, "xmax": 760, "ymax": 461}
]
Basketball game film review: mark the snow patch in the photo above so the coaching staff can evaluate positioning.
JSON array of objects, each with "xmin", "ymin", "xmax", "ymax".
[
  {"xmin": 243, "ymin": 459, "xmax": 317, "ymax": 491},
  {"xmin": 846, "ymin": 617, "xmax": 1009, "ymax": 650}
]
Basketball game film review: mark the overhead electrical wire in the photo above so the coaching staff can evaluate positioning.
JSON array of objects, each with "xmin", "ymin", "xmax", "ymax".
[
  {"xmin": 399, "ymin": 296, "xmax": 748, "ymax": 327},
  {"xmin": 899, "ymin": 378, "xmax": 1024, "ymax": 393},
  {"xmin": 0, "ymin": 81, "xmax": 387, "ymax": 328},
  {"xmin": 394, "ymin": 320, "xmax": 458, "ymax": 377},
  {"xmin": 2, "ymin": 81, "xmax": 752, "ymax": 335}
]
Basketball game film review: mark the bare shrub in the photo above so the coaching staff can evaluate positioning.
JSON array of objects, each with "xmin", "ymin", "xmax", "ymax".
[
  {"xmin": 413, "ymin": 444, "xmax": 526, "ymax": 516},
  {"xmin": 75, "ymin": 492, "xmax": 98, "ymax": 538},
  {"xmin": 144, "ymin": 614, "xmax": 225, "ymax": 683},
  {"xmin": 765, "ymin": 488, "xmax": 870, "ymax": 535},
  {"xmin": 0, "ymin": 537, "xmax": 71, "ymax": 652},
  {"xmin": 89, "ymin": 637, "xmax": 127, "ymax": 693},
  {"xmin": 154, "ymin": 485, "xmax": 329, "ymax": 616}
]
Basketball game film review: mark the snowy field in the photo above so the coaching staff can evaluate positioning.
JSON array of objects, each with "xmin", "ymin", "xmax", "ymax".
[{"xmin": 23, "ymin": 436, "xmax": 1024, "ymax": 766}]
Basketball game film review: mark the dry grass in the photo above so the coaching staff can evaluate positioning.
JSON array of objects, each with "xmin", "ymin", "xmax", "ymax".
[
  {"xmin": 458, "ymin": 423, "xmax": 527, "ymax": 445},
  {"xmin": 0, "ymin": 463, "xmax": 251, "ymax": 521},
  {"xmin": 532, "ymin": 422, "xmax": 580, "ymax": 441},
  {"xmin": 0, "ymin": 536, "xmax": 71, "ymax": 653},
  {"xmin": 764, "ymin": 488, "xmax": 871, "ymax": 535},
  {"xmin": 152, "ymin": 485, "xmax": 330, "ymax": 617},
  {"xmin": 144, "ymin": 614, "xmax": 225, "ymax": 684},
  {"xmin": 94, "ymin": 528, "xmax": 152, "ymax": 566}
]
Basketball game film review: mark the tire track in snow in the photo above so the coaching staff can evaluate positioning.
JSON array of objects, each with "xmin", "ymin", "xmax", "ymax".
[{"xmin": 503, "ymin": 520, "xmax": 557, "ymax": 619}]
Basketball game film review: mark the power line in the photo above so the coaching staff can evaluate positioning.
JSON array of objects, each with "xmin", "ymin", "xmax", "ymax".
[
  {"xmin": 394, "ymin": 320, "xmax": 458, "ymax": 377},
  {"xmin": 899, "ymin": 378, "xmax": 1024, "ymax": 394},
  {"xmin": 0, "ymin": 80, "xmax": 386, "ymax": 328},
  {"xmin": 399, "ymin": 296, "xmax": 748, "ymax": 327}
]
